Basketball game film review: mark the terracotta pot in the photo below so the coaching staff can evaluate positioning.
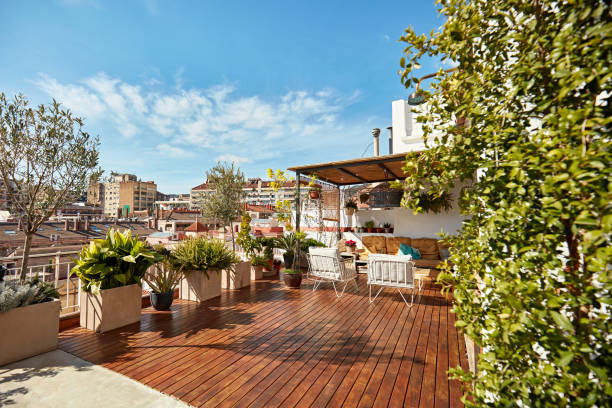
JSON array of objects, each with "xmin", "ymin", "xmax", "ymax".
[
  {"xmin": 389, "ymin": 228, "xmax": 394, "ymax": 233},
  {"xmin": 0, "ymin": 299, "xmax": 60, "ymax": 366},
  {"xmin": 283, "ymin": 273, "xmax": 302, "ymax": 288},
  {"xmin": 345, "ymin": 207, "xmax": 355, "ymax": 216},
  {"xmin": 341, "ymin": 227, "xmax": 350, "ymax": 232},
  {"xmin": 375, "ymin": 227, "xmax": 384, "ymax": 233},
  {"xmin": 366, "ymin": 228, "xmax": 374, "ymax": 233},
  {"xmin": 309, "ymin": 190, "xmax": 320, "ymax": 199}
]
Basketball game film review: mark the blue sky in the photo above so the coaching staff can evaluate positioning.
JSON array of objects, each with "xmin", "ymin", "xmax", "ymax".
[{"xmin": 0, "ymin": 0, "xmax": 445, "ymax": 193}]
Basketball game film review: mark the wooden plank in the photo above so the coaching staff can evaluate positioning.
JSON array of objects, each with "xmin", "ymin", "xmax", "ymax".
[
  {"xmin": 434, "ymin": 293, "xmax": 450, "ymax": 408},
  {"xmin": 417, "ymin": 286, "xmax": 441, "ymax": 408}
]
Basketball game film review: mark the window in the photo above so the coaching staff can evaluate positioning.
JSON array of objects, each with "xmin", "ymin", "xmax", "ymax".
[{"xmin": 4, "ymin": 230, "xmax": 16, "ymax": 235}]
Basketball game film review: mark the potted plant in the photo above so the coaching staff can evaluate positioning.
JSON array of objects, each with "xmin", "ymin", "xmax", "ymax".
[
  {"xmin": 144, "ymin": 259, "xmax": 183, "ymax": 311},
  {"xmin": 0, "ymin": 277, "xmax": 60, "ymax": 366},
  {"xmin": 249, "ymin": 254, "xmax": 268, "ymax": 280},
  {"xmin": 273, "ymin": 259, "xmax": 282, "ymax": 273},
  {"xmin": 345, "ymin": 200, "xmax": 357, "ymax": 216},
  {"xmin": 276, "ymin": 232, "xmax": 298, "ymax": 269},
  {"xmin": 282, "ymin": 269, "xmax": 302, "ymax": 288},
  {"xmin": 364, "ymin": 220, "xmax": 375, "ymax": 233},
  {"xmin": 308, "ymin": 176, "xmax": 321, "ymax": 199},
  {"xmin": 345, "ymin": 240, "xmax": 357, "ymax": 253},
  {"xmin": 173, "ymin": 236, "xmax": 240, "ymax": 302},
  {"xmin": 359, "ymin": 193, "xmax": 370, "ymax": 204},
  {"xmin": 72, "ymin": 229, "xmax": 158, "ymax": 333},
  {"xmin": 375, "ymin": 225, "xmax": 385, "ymax": 233},
  {"xmin": 383, "ymin": 223, "xmax": 392, "ymax": 233}
]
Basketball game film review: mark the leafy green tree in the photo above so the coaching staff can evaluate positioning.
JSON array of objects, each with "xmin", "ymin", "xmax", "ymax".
[
  {"xmin": 0, "ymin": 93, "xmax": 100, "ymax": 281},
  {"xmin": 398, "ymin": 1, "xmax": 611, "ymax": 405},
  {"xmin": 197, "ymin": 162, "xmax": 247, "ymax": 250}
]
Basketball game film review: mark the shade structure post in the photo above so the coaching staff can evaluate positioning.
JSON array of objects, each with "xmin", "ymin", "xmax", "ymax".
[
  {"xmin": 295, "ymin": 172, "xmax": 301, "ymax": 271},
  {"xmin": 337, "ymin": 185, "xmax": 341, "ymax": 240}
]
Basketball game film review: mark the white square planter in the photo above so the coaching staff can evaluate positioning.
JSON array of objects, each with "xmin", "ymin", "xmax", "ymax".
[
  {"xmin": 0, "ymin": 299, "xmax": 60, "ymax": 366},
  {"xmin": 251, "ymin": 265, "xmax": 264, "ymax": 280},
  {"xmin": 222, "ymin": 261, "xmax": 251, "ymax": 290},
  {"xmin": 80, "ymin": 284, "xmax": 142, "ymax": 333},
  {"xmin": 180, "ymin": 270, "xmax": 221, "ymax": 302}
]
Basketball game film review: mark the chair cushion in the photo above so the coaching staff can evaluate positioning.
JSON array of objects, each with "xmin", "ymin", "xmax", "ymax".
[
  {"xmin": 399, "ymin": 243, "xmax": 421, "ymax": 260},
  {"xmin": 368, "ymin": 253, "xmax": 413, "ymax": 284},
  {"xmin": 411, "ymin": 238, "xmax": 440, "ymax": 260},
  {"xmin": 362, "ymin": 236, "xmax": 387, "ymax": 255},
  {"xmin": 385, "ymin": 237, "xmax": 412, "ymax": 255}
]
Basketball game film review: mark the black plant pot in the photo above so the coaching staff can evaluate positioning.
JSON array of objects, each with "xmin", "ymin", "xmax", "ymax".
[
  {"xmin": 150, "ymin": 291, "xmax": 174, "ymax": 311},
  {"xmin": 283, "ymin": 253, "xmax": 294, "ymax": 269},
  {"xmin": 283, "ymin": 273, "xmax": 302, "ymax": 288}
]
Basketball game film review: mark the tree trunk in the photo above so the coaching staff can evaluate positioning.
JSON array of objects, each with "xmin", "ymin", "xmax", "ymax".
[
  {"xmin": 20, "ymin": 232, "xmax": 33, "ymax": 282},
  {"xmin": 230, "ymin": 222, "xmax": 236, "ymax": 251}
]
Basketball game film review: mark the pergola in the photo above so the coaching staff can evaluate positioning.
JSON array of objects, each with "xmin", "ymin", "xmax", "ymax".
[{"xmin": 287, "ymin": 153, "xmax": 409, "ymax": 237}]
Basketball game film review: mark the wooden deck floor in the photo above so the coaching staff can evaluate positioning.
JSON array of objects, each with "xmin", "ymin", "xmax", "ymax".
[{"xmin": 59, "ymin": 275, "xmax": 468, "ymax": 408}]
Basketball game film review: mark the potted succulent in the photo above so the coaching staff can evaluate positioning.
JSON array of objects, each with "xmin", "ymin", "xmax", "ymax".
[
  {"xmin": 0, "ymin": 276, "xmax": 60, "ymax": 366},
  {"xmin": 345, "ymin": 200, "xmax": 357, "ymax": 216},
  {"xmin": 72, "ymin": 228, "xmax": 158, "ymax": 333},
  {"xmin": 364, "ymin": 220, "xmax": 375, "ymax": 233},
  {"xmin": 173, "ymin": 237, "xmax": 240, "ymax": 302},
  {"xmin": 276, "ymin": 233, "xmax": 298, "ymax": 269},
  {"xmin": 383, "ymin": 223, "xmax": 392, "ymax": 233},
  {"xmin": 345, "ymin": 240, "xmax": 357, "ymax": 253},
  {"xmin": 144, "ymin": 259, "xmax": 183, "ymax": 311}
]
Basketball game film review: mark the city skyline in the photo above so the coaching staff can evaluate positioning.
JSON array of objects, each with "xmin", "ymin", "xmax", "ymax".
[{"xmin": 0, "ymin": 0, "xmax": 446, "ymax": 193}]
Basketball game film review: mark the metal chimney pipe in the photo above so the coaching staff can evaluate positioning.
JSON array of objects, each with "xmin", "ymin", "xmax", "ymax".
[
  {"xmin": 386, "ymin": 126, "xmax": 393, "ymax": 154},
  {"xmin": 372, "ymin": 128, "xmax": 381, "ymax": 156}
]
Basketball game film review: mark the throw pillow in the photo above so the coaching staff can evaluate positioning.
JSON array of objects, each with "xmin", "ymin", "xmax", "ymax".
[
  {"xmin": 440, "ymin": 248, "xmax": 450, "ymax": 260},
  {"xmin": 399, "ymin": 243, "xmax": 421, "ymax": 260}
]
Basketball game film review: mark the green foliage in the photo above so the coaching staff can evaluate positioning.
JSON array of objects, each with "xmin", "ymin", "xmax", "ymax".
[
  {"xmin": 172, "ymin": 236, "xmax": 240, "ymax": 279},
  {"xmin": 197, "ymin": 162, "xmax": 247, "ymax": 249},
  {"xmin": 249, "ymin": 254, "xmax": 268, "ymax": 267},
  {"xmin": 363, "ymin": 220, "xmax": 375, "ymax": 229},
  {"xmin": 71, "ymin": 229, "xmax": 159, "ymax": 294},
  {"xmin": 282, "ymin": 269, "xmax": 301, "ymax": 275},
  {"xmin": 143, "ymin": 260, "xmax": 183, "ymax": 294},
  {"xmin": 300, "ymin": 237, "xmax": 325, "ymax": 252},
  {"xmin": 399, "ymin": 0, "xmax": 611, "ymax": 405},
  {"xmin": 345, "ymin": 200, "xmax": 357, "ymax": 209},
  {"xmin": 275, "ymin": 233, "xmax": 299, "ymax": 256},
  {"xmin": 417, "ymin": 191, "xmax": 452, "ymax": 214},
  {"xmin": 262, "ymin": 245, "xmax": 274, "ymax": 261},
  {"xmin": 0, "ymin": 276, "xmax": 60, "ymax": 313},
  {"xmin": 0, "ymin": 93, "xmax": 100, "ymax": 280},
  {"xmin": 267, "ymin": 168, "xmax": 295, "ymax": 230}
]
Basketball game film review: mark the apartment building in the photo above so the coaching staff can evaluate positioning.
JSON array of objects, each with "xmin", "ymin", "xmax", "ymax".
[
  {"xmin": 100, "ymin": 174, "xmax": 157, "ymax": 217},
  {"xmin": 190, "ymin": 178, "xmax": 297, "ymax": 208}
]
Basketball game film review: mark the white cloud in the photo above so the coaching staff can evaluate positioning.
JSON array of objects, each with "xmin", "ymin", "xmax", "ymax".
[
  {"xmin": 156, "ymin": 143, "xmax": 195, "ymax": 158},
  {"xmin": 34, "ymin": 72, "xmax": 365, "ymax": 163},
  {"xmin": 215, "ymin": 154, "xmax": 253, "ymax": 164}
]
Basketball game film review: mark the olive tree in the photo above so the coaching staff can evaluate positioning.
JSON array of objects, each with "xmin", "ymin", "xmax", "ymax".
[
  {"xmin": 397, "ymin": 0, "xmax": 611, "ymax": 406},
  {"xmin": 197, "ymin": 161, "xmax": 246, "ymax": 250},
  {"xmin": 0, "ymin": 93, "xmax": 100, "ymax": 281}
]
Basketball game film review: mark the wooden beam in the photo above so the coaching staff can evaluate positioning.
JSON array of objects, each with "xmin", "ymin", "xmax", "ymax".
[
  {"xmin": 337, "ymin": 167, "xmax": 367, "ymax": 183},
  {"xmin": 377, "ymin": 163, "xmax": 400, "ymax": 179}
]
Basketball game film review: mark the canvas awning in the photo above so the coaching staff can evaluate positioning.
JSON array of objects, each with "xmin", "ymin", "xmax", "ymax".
[{"xmin": 287, "ymin": 153, "xmax": 410, "ymax": 186}]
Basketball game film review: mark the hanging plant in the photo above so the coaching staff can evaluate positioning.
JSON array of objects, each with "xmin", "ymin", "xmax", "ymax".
[
  {"xmin": 359, "ymin": 193, "xmax": 369, "ymax": 203},
  {"xmin": 418, "ymin": 191, "xmax": 452, "ymax": 214}
]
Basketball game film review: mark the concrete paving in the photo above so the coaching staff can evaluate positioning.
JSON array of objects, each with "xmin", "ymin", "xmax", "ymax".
[{"xmin": 0, "ymin": 349, "xmax": 191, "ymax": 407}]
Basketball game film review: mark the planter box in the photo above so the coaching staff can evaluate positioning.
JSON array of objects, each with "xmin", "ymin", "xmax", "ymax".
[
  {"xmin": 251, "ymin": 265, "xmax": 264, "ymax": 280},
  {"xmin": 0, "ymin": 299, "xmax": 60, "ymax": 366},
  {"xmin": 222, "ymin": 261, "xmax": 251, "ymax": 290},
  {"xmin": 80, "ymin": 284, "xmax": 142, "ymax": 333},
  {"xmin": 180, "ymin": 270, "xmax": 221, "ymax": 302}
]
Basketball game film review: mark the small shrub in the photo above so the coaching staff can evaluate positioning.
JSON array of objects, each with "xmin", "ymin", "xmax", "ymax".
[
  {"xmin": 0, "ymin": 276, "xmax": 59, "ymax": 313},
  {"xmin": 173, "ymin": 237, "xmax": 240, "ymax": 279}
]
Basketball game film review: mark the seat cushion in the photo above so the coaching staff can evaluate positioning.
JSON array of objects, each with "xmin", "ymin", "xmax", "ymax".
[
  {"xmin": 362, "ymin": 236, "xmax": 387, "ymax": 255},
  {"xmin": 385, "ymin": 237, "xmax": 412, "ymax": 255},
  {"xmin": 413, "ymin": 258, "xmax": 442, "ymax": 269},
  {"xmin": 411, "ymin": 238, "xmax": 440, "ymax": 260}
]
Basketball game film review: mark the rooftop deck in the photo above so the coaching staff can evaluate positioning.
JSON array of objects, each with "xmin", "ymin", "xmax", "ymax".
[{"xmin": 59, "ymin": 275, "xmax": 468, "ymax": 407}]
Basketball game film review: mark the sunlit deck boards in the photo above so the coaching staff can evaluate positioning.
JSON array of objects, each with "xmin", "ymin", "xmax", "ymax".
[{"xmin": 59, "ymin": 275, "xmax": 468, "ymax": 408}]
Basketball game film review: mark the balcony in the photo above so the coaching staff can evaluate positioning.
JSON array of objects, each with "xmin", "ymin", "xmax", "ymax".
[{"xmin": 56, "ymin": 275, "xmax": 467, "ymax": 407}]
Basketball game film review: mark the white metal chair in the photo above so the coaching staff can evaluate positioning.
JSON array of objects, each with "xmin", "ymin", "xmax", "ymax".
[
  {"xmin": 367, "ymin": 253, "xmax": 415, "ymax": 307},
  {"xmin": 307, "ymin": 247, "xmax": 358, "ymax": 298}
]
